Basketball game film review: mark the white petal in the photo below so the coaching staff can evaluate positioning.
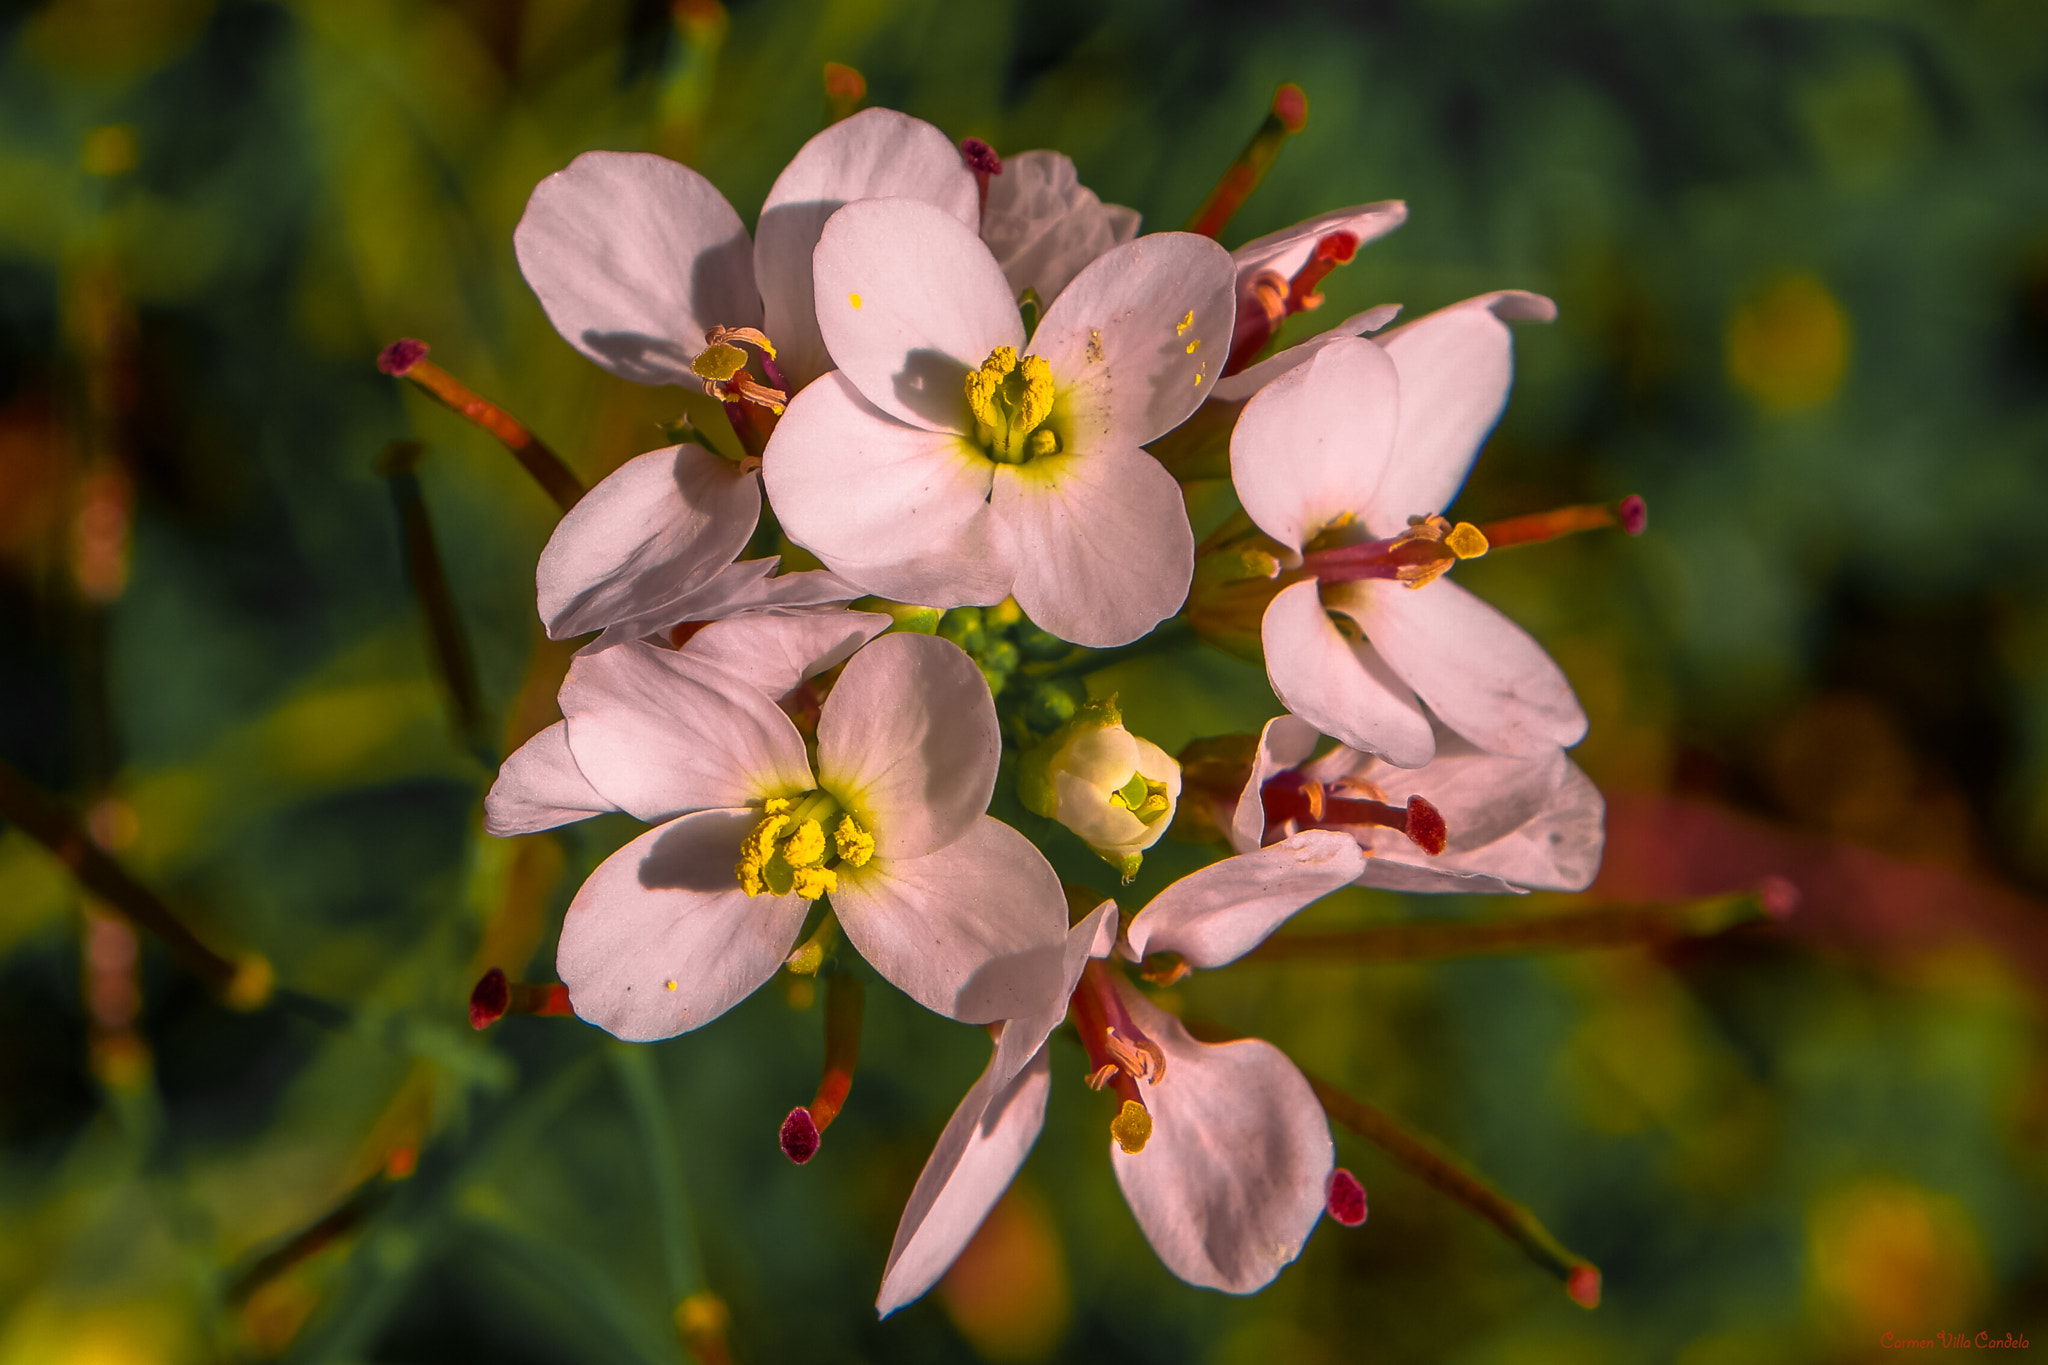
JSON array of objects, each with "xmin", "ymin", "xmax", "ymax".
[
  {"xmin": 1364, "ymin": 290, "xmax": 1556, "ymax": 536},
  {"xmin": 1031, "ymin": 232, "xmax": 1238, "ymax": 447},
  {"xmin": 1229, "ymin": 714, "xmax": 1324, "ymax": 855},
  {"xmin": 514, "ymin": 152, "xmax": 759, "ymax": 385},
  {"xmin": 762, "ymin": 372, "xmax": 1015, "ymax": 608},
  {"xmin": 1229, "ymin": 337, "xmax": 1399, "ymax": 554},
  {"xmin": 1429, "ymin": 759, "xmax": 1605, "ymax": 892},
  {"xmin": 994, "ymin": 445, "xmax": 1193, "ymax": 648},
  {"xmin": 987, "ymin": 896, "xmax": 1118, "ymax": 1090},
  {"xmin": 757, "ymin": 109, "xmax": 980, "ymax": 391},
  {"xmin": 560, "ymin": 641, "xmax": 813, "ymax": 821},
  {"xmin": 556, "ymin": 811, "xmax": 809, "ymax": 1041},
  {"xmin": 1339, "ymin": 577, "xmax": 1587, "ymax": 756},
  {"xmin": 484, "ymin": 720, "xmax": 619, "ymax": 836},
  {"xmin": 1123, "ymin": 831, "xmax": 1363, "ymax": 968},
  {"xmin": 1208, "ymin": 304, "xmax": 1403, "ymax": 404},
  {"xmin": 876, "ymin": 1044, "xmax": 1051, "ymax": 1317},
  {"xmin": 1228, "ymin": 201, "xmax": 1408, "ymax": 287},
  {"xmin": 810, "ymin": 197, "xmax": 1023, "ymax": 432},
  {"xmin": 981, "ymin": 150, "xmax": 1132, "ymax": 305},
  {"xmin": 1263, "ymin": 580, "xmax": 1434, "ymax": 767},
  {"xmin": 600, "ymin": 559, "xmax": 865, "ymax": 642},
  {"xmin": 830, "ymin": 817, "xmax": 1065, "ymax": 1023},
  {"xmin": 1110, "ymin": 982, "xmax": 1333, "ymax": 1294},
  {"xmin": 537, "ymin": 445, "xmax": 760, "ymax": 640},
  {"xmin": 679, "ymin": 608, "xmax": 889, "ymax": 699},
  {"xmin": 816, "ymin": 633, "xmax": 999, "ymax": 860}
]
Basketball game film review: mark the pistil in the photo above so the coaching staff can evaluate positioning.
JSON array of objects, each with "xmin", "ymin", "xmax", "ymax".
[
  {"xmin": 966, "ymin": 346, "xmax": 1059, "ymax": 463},
  {"xmin": 780, "ymin": 972, "xmax": 864, "ymax": 1164},
  {"xmin": 1070, "ymin": 960, "xmax": 1167, "ymax": 1155},
  {"xmin": 1223, "ymin": 229, "xmax": 1362, "ymax": 376},
  {"xmin": 961, "ymin": 137, "xmax": 1002, "ymax": 220},
  {"xmin": 1474, "ymin": 494, "xmax": 1646, "ymax": 549},
  {"xmin": 1300, "ymin": 513, "xmax": 1490, "ymax": 590},
  {"xmin": 1261, "ymin": 770, "xmax": 1448, "ymax": 855},
  {"xmin": 468, "ymin": 966, "xmax": 573, "ymax": 1029},
  {"xmin": 1185, "ymin": 83, "xmax": 1308, "ymax": 240}
]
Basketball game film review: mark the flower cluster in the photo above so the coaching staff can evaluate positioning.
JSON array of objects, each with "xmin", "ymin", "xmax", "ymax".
[{"xmin": 474, "ymin": 94, "xmax": 1640, "ymax": 1316}]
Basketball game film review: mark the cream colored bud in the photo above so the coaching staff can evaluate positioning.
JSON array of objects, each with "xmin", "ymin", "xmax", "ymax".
[{"xmin": 1020, "ymin": 700, "xmax": 1180, "ymax": 881}]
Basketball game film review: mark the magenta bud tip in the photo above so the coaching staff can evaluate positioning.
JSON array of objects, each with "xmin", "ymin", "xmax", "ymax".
[
  {"xmin": 1272, "ymin": 83, "xmax": 1308, "ymax": 133},
  {"xmin": 378, "ymin": 338, "xmax": 429, "ymax": 376},
  {"xmin": 1326, "ymin": 1168, "xmax": 1368, "ymax": 1226},
  {"xmin": 469, "ymin": 967, "xmax": 509, "ymax": 1030},
  {"xmin": 1757, "ymin": 874, "xmax": 1800, "ymax": 921},
  {"xmin": 780, "ymin": 1106, "xmax": 821, "ymax": 1164},
  {"xmin": 1617, "ymin": 494, "xmax": 1648, "ymax": 536},
  {"xmin": 1567, "ymin": 1264, "xmax": 1602, "ymax": 1308},
  {"xmin": 960, "ymin": 137, "xmax": 1001, "ymax": 177}
]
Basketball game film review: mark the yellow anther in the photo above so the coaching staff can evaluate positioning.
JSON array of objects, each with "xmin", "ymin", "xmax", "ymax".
[
  {"xmin": 1445, "ymin": 521, "xmax": 1490, "ymax": 559},
  {"xmin": 1176, "ymin": 310, "xmax": 1194, "ymax": 336},
  {"xmin": 763, "ymin": 797, "xmax": 794, "ymax": 815},
  {"xmin": 783, "ymin": 819, "xmax": 826, "ymax": 869},
  {"xmin": 791, "ymin": 865, "xmax": 838, "ymax": 900},
  {"xmin": 834, "ymin": 816, "xmax": 874, "ymax": 868},
  {"xmin": 690, "ymin": 342, "xmax": 748, "ymax": 383},
  {"xmin": 1026, "ymin": 427, "xmax": 1059, "ymax": 459},
  {"xmin": 1110, "ymin": 1099, "xmax": 1153, "ymax": 1155},
  {"xmin": 967, "ymin": 347, "xmax": 1058, "ymax": 462},
  {"xmin": 966, "ymin": 346, "xmax": 1018, "ymax": 427},
  {"xmin": 735, "ymin": 810, "xmax": 791, "ymax": 897}
]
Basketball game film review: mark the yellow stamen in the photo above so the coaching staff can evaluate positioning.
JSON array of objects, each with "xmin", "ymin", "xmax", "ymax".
[
  {"xmin": 690, "ymin": 342, "xmax": 748, "ymax": 382},
  {"xmin": 782, "ymin": 819, "xmax": 826, "ymax": 869},
  {"xmin": 1110, "ymin": 1099, "xmax": 1153, "ymax": 1154},
  {"xmin": 966, "ymin": 346, "xmax": 1058, "ymax": 462},
  {"xmin": 834, "ymin": 816, "xmax": 874, "ymax": 868},
  {"xmin": 790, "ymin": 866, "xmax": 837, "ymax": 900},
  {"xmin": 1444, "ymin": 521, "xmax": 1490, "ymax": 560}
]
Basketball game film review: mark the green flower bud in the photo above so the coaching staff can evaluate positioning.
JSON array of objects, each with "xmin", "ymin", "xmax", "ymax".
[{"xmin": 1017, "ymin": 698, "xmax": 1181, "ymax": 882}]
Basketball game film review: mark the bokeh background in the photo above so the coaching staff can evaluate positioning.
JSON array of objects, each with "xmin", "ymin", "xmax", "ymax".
[{"xmin": 3, "ymin": 0, "xmax": 2047, "ymax": 1361}]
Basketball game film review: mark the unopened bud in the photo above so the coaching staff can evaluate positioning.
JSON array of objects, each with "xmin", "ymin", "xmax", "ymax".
[
  {"xmin": 1326, "ymin": 1168, "xmax": 1368, "ymax": 1226},
  {"xmin": 1017, "ymin": 699, "xmax": 1180, "ymax": 881}
]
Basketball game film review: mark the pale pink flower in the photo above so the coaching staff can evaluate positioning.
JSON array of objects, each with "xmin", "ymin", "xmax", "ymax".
[
  {"xmin": 877, "ymin": 830, "xmax": 1365, "ymax": 1312},
  {"xmin": 763, "ymin": 198, "xmax": 1236, "ymax": 647},
  {"xmin": 979, "ymin": 150, "xmax": 1141, "ymax": 306},
  {"xmin": 1229, "ymin": 300, "xmax": 1585, "ymax": 766},
  {"xmin": 487, "ymin": 632, "xmax": 1067, "ymax": 1040},
  {"xmin": 1229, "ymin": 714, "xmax": 1605, "ymax": 894},
  {"xmin": 515, "ymin": 107, "xmax": 974, "ymax": 396}
]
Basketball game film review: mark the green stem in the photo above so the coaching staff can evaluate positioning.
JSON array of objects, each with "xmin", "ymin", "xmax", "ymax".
[
  {"xmin": 1245, "ymin": 892, "xmax": 1773, "ymax": 964},
  {"xmin": 1307, "ymin": 1073, "xmax": 1601, "ymax": 1307},
  {"xmin": 610, "ymin": 1044, "xmax": 707, "ymax": 1303}
]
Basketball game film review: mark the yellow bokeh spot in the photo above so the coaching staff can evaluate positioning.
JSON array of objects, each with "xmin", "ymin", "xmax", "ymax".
[
  {"xmin": 834, "ymin": 815, "xmax": 874, "ymax": 868},
  {"xmin": 1807, "ymin": 1177, "xmax": 1987, "ymax": 1341},
  {"xmin": 1727, "ymin": 273, "xmax": 1850, "ymax": 412},
  {"xmin": 1109, "ymin": 1099, "xmax": 1152, "ymax": 1154},
  {"xmin": 938, "ymin": 1186, "xmax": 1072, "ymax": 1363}
]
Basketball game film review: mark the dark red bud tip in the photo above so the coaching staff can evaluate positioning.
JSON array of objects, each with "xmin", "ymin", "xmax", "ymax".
[
  {"xmin": 1313, "ymin": 231, "xmax": 1360, "ymax": 266},
  {"xmin": 1617, "ymin": 495, "xmax": 1648, "ymax": 536},
  {"xmin": 780, "ymin": 1106, "xmax": 821, "ymax": 1164},
  {"xmin": 1404, "ymin": 796, "xmax": 1448, "ymax": 856},
  {"xmin": 960, "ymin": 137, "xmax": 1001, "ymax": 177},
  {"xmin": 1567, "ymin": 1263, "xmax": 1602, "ymax": 1309},
  {"xmin": 1326, "ymin": 1168, "xmax": 1368, "ymax": 1226},
  {"xmin": 1272, "ymin": 83, "xmax": 1308, "ymax": 133},
  {"xmin": 378, "ymin": 338, "xmax": 429, "ymax": 376},
  {"xmin": 469, "ymin": 967, "xmax": 509, "ymax": 1030},
  {"xmin": 1757, "ymin": 874, "xmax": 1800, "ymax": 921}
]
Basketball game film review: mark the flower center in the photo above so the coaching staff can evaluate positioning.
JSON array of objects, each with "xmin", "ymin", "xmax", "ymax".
[
  {"xmin": 1300, "ymin": 513, "xmax": 1491, "ymax": 590},
  {"xmin": 1071, "ymin": 959, "xmax": 1166, "ymax": 1155},
  {"xmin": 734, "ymin": 790, "xmax": 874, "ymax": 901},
  {"xmin": 692, "ymin": 325, "xmax": 788, "ymax": 416},
  {"xmin": 966, "ymin": 346, "xmax": 1060, "ymax": 464}
]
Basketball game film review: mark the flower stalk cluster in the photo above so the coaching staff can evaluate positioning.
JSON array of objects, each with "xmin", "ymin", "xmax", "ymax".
[{"xmin": 379, "ymin": 72, "xmax": 1730, "ymax": 1329}]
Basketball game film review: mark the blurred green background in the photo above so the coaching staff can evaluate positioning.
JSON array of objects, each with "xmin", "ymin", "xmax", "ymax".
[{"xmin": 3, "ymin": 0, "xmax": 2047, "ymax": 1361}]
